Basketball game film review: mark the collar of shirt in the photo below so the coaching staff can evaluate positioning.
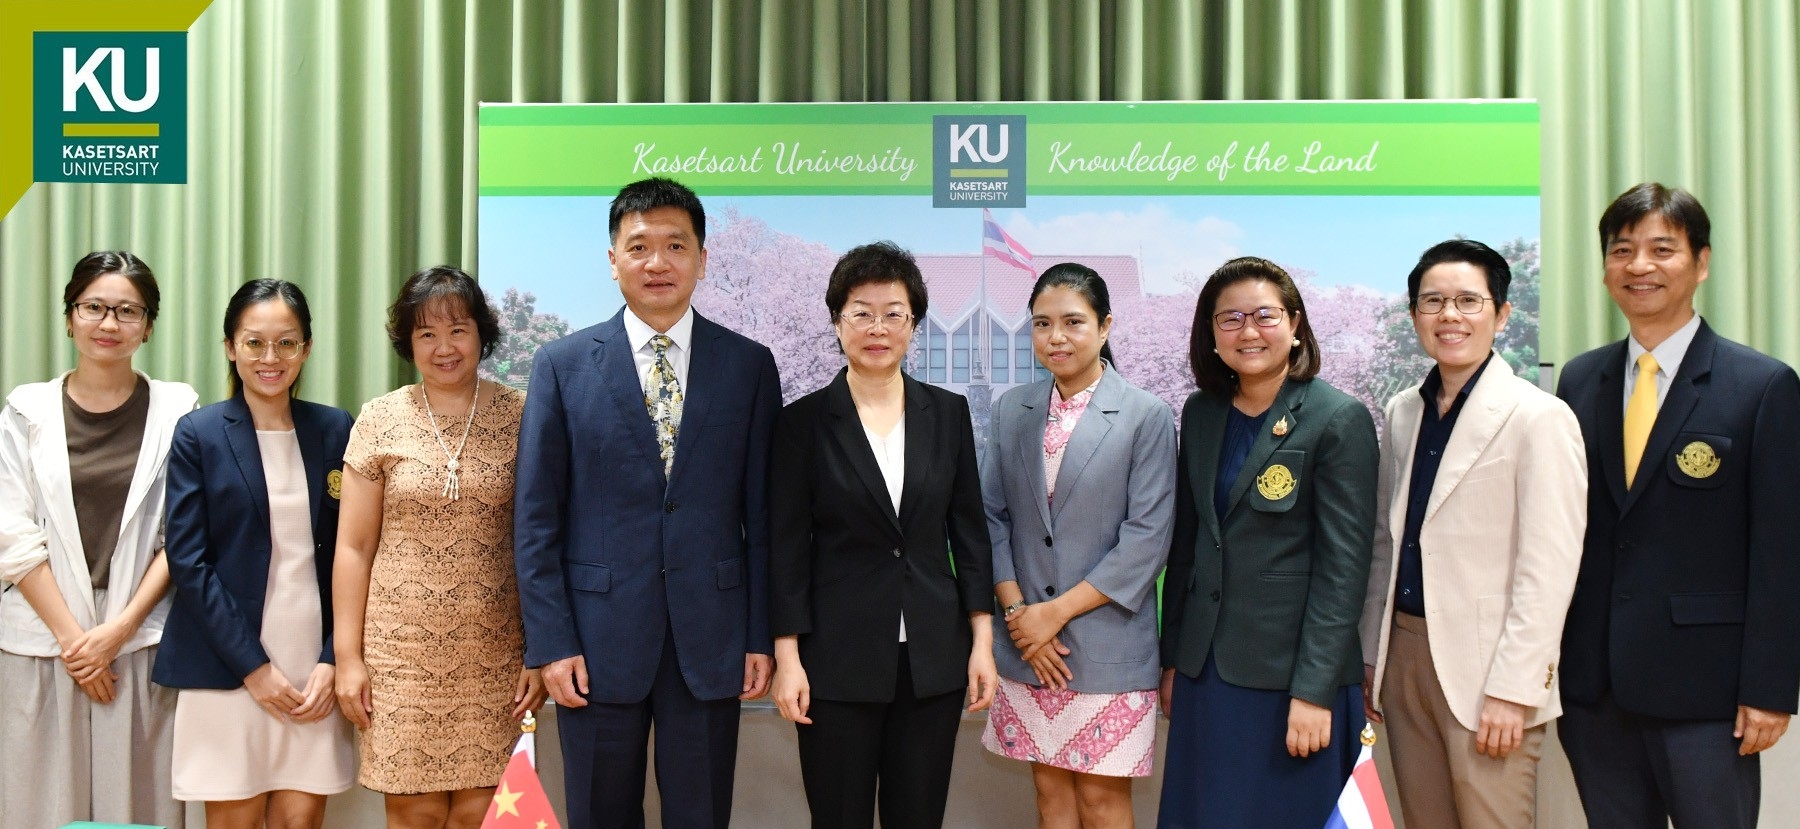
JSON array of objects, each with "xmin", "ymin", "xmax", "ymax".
[
  {"xmin": 1625, "ymin": 312, "xmax": 1702, "ymax": 405},
  {"xmin": 1049, "ymin": 375, "xmax": 1101, "ymax": 415},
  {"xmin": 1417, "ymin": 351, "xmax": 1495, "ymax": 418},
  {"xmin": 623, "ymin": 305, "xmax": 695, "ymax": 355},
  {"xmin": 623, "ymin": 305, "xmax": 695, "ymax": 391}
]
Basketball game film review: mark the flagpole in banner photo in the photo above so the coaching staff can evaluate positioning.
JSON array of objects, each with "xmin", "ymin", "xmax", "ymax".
[
  {"xmin": 482, "ymin": 712, "xmax": 562, "ymax": 829},
  {"xmin": 1324, "ymin": 724, "xmax": 1395, "ymax": 829}
]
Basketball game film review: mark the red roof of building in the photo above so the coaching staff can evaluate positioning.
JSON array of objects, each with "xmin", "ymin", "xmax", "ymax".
[{"xmin": 914, "ymin": 254, "xmax": 1142, "ymax": 330}]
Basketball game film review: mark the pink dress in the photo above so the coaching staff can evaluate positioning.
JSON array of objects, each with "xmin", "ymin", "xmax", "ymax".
[{"xmin": 982, "ymin": 380, "xmax": 1159, "ymax": 778}]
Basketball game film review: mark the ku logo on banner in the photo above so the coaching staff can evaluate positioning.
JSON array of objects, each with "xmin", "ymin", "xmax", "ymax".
[
  {"xmin": 32, "ymin": 31, "xmax": 188, "ymax": 184},
  {"xmin": 934, "ymin": 114, "xmax": 1025, "ymax": 208}
]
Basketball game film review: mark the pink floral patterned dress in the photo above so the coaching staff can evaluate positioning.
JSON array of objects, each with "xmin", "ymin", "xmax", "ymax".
[{"xmin": 981, "ymin": 379, "xmax": 1160, "ymax": 777}]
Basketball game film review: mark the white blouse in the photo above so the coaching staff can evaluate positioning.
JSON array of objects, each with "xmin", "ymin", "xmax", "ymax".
[{"xmin": 864, "ymin": 420, "xmax": 906, "ymax": 643}]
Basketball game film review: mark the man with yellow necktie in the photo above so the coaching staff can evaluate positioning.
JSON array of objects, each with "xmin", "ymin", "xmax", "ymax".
[{"xmin": 1554, "ymin": 183, "xmax": 1800, "ymax": 829}]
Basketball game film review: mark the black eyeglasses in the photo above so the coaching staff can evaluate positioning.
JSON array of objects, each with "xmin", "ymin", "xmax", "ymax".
[
  {"xmin": 1213, "ymin": 307, "xmax": 1289, "ymax": 331},
  {"xmin": 69, "ymin": 300, "xmax": 148, "ymax": 324},
  {"xmin": 1414, "ymin": 294, "xmax": 1493, "ymax": 315}
]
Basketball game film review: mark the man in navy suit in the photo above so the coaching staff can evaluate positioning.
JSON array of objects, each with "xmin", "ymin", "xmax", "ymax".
[
  {"xmin": 1556, "ymin": 182, "xmax": 1800, "ymax": 829},
  {"xmin": 514, "ymin": 177, "xmax": 781, "ymax": 829}
]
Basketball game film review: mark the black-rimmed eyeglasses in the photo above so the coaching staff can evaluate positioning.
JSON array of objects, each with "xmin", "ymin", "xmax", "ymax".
[{"xmin": 69, "ymin": 301, "xmax": 148, "ymax": 324}]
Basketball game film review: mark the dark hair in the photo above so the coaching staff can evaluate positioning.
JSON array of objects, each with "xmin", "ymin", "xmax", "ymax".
[
  {"xmin": 63, "ymin": 250, "xmax": 160, "ymax": 323},
  {"xmin": 1029, "ymin": 262, "xmax": 1116, "ymax": 366},
  {"xmin": 223, "ymin": 279, "xmax": 314, "ymax": 398},
  {"xmin": 386, "ymin": 266, "xmax": 502, "ymax": 363},
  {"xmin": 1598, "ymin": 182, "xmax": 1711, "ymax": 253},
  {"xmin": 609, "ymin": 177, "xmax": 707, "ymax": 247},
  {"xmin": 1189, "ymin": 257, "xmax": 1321, "ymax": 396},
  {"xmin": 1406, "ymin": 239, "xmax": 1513, "ymax": 307},
  {"xmin": 824, "ymin": 241, "xmax": 929, "ymax": 325}
]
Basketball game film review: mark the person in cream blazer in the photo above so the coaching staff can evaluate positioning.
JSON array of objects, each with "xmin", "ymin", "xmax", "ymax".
[{"xmin": 1358, "ymin": 240, "xmax": 1586, "ymax": 829}]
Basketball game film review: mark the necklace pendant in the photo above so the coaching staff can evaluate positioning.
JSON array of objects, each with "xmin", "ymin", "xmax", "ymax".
[{"xmin": 446, "ymin": 458, "xmax": 460, "ymax": 473}]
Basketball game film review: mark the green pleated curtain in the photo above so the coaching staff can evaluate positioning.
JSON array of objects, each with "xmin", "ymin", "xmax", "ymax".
[{"xmin": 1, "ymin": 0, "xmax": 1796, "ymax": 411}]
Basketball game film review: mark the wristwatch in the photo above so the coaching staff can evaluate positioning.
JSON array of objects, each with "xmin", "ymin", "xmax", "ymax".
[{"xmin": 1002, "ymin": 601, "xmax": 1027, "ymax": 616}]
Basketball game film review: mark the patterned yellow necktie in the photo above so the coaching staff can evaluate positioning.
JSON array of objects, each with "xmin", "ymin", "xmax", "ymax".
[
  {"xmin": 645, "ymin": 334, "xmax": 683, "ymax": 478},
  {"xmin": 1623, "ymin": 352, "xmax": 1660, "ymax": 487}
]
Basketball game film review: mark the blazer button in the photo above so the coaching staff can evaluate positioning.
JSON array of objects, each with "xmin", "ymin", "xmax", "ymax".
[
  {"xmin": 665, "ymin": 501, "xmax": 678, "ymax": 513},
  {"xmin": 1210, "ymin": 590, "xmax": 1221, "ymax": 602},
  {"xmin": 1044, "ymin": 535, "xmax": 1053, "ymax": 547},
  {"xmin": 1046, "ymin": 585, "xmax": 1057, "ymax": 595},
  {"xmin": 892, "ymin": 548, "xmax": 902, "ymax": 557}
]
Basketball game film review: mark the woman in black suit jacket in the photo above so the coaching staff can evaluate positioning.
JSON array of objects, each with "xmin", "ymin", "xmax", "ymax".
[
  {"xmin": 769, "ymin": 242, "xmax": 996, "ymax": 829},
  {"xmin": 1156, "ymin": 258, "xmax": 1379, "ymax": 829},
  {"xmin": 154, "ymin": 280, "xmax": 354, "ymax": 829}
]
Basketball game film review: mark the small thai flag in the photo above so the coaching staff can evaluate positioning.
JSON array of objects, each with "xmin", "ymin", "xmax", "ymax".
[
  {"xmin": 982, "ymin": 209, "xmax": 1034, "ymax": 272},
  {"xmin": 1324, "ymin": 727, "xmax": 1394, "ymax": 829}
]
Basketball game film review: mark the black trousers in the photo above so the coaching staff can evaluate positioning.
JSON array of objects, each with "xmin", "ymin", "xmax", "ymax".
[
  {"xmin": 1559, "ymin": 693, "xmax": 1760, "ymax": 829},
  {"xmin": 796, "ymin": 644, "xmax": 966, "ymax": 829},
  {"xmin": 556, "ymin": 626, "xmax": 742, "ymax": 829}
]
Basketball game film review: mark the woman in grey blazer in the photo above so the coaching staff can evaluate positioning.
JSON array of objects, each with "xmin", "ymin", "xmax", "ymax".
[{"xmin": 981, "ymin": 263, "xmax": 1177, "ymax": 829}]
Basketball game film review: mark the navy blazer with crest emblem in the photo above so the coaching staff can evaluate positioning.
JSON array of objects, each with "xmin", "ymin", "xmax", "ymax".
[
  {"xmin": 1160, "ymin": 377, "xmax": 1379, "ymax": 707},
  {"xmin": 1556, "ymin": 319, "xmax": 1800, "ymax": 719},
  {"xmin": 153, "ymin": 395, "xmax": 353, "ymax": 690}
]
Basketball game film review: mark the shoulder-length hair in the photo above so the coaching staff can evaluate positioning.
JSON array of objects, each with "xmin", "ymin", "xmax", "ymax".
[{"xmin": 1188, "ymin": 257, "xmax": 1321, "ymax": 396}]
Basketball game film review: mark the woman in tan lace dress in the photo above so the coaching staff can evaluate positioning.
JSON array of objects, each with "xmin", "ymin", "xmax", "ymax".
[{"xmin": 333, "ymin": 267, "xmax": 545, "ymax": 828}]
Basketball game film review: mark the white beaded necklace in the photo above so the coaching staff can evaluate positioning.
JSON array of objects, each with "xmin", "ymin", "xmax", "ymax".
[{"xmin": 421, "ymin": 378, "xmax": 479, "ymax": 500}]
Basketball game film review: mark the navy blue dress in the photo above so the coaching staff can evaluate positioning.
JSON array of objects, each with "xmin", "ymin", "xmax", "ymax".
[{"xmin": 1157, "ymin": 407, "xmax": 1364, "ymax": 829}]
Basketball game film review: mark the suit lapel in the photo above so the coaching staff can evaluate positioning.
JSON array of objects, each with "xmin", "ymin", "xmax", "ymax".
[
  {"xmin": 1423, "ymin": 357, "xmax": 1518, "ymax": 524},
  {"xmin": 1184, "ymin": 392, "xmax": 1228, "ymax": 544},
  {"xmin": 824, "ymin": 372, "xmax": 902, "ymax": 533},
  {"xmin": 594, "ymin": 313, "xmax": 663, "ymax": 475},
  {"xmin": 668, "ymin": 314, "xmax": 721, "ymax": 485},
  {"xmin": 1016, "ymin": 382, "xmax": 1054, "ymax": 532},
  {"xmin": 291, "ymin": 401, "xmax": 328, "ymax": 530},
  {"xmin": 897, "ymin": 376, "xmax": 934, "ymax": 529},
  {"xmin": 223, "ymin": 396, "xmax": 271, "ymax": 532},
  {"xmin": 1384, "ymin": 391, "xmax": 1424, "ymax": 540},
  {"xmin": 1225, "ymin": 379, "xmax": 1306, "ymax": 518},
  {"xmin": 1622, "ymin": 324, "xmax": 1714, "ymax": 516},
  {"xmin": 1049, "ymin": 370, "xmax": 1118, "ymax": 524},
  {"xmin": 1593, "ymin": 340, "xmax": 1630, "ymax": 509}
]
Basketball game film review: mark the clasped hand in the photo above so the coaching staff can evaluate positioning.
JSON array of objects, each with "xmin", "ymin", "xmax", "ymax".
[
  {"xmin": 1007, "ymin": 603, "xmax": 1074, "ymax": 690},
  {"xmin": 61, "ymin": 618, "xmax": 131, "ymax": 704}
]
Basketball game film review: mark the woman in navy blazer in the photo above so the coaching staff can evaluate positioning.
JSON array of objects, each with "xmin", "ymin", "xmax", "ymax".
[
  {"xmin": 155, "ymin": 280, "xmax": 354, "ymax": 828},
  {"xmin": 1156, "ymin": 258, "xmax": 1379, "ymax": 829}
]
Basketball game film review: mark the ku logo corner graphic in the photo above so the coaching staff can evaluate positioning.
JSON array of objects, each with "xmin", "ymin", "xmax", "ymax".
[
  {"xmin": 933, "ymin": 114, "xmax": 1026, "ymax": 209},
  {"xmin": 31, "ymin": 30, "xmax": 188, "ymax": 184}
]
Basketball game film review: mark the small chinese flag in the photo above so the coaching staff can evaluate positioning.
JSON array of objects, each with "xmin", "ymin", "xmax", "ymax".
[{"xmin": 481, "ymin": 713, "xmax": 562, "ymax": 829}]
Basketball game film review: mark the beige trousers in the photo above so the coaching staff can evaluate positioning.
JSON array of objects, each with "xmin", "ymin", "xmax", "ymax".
[
  {"xmin": 1382, "ymin": 612, "xmax": 1544, "ymax": 829},
  {"xmin": 0, "ymin": 645, "xmax": 184, "ymax": 828}
]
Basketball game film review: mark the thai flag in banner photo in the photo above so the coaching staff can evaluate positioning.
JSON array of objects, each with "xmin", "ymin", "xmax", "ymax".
[
  {"xmin": 982, "ymin": 208, "xmax": 1034, "ymax": 272},
  {"xmin": 1325, "ymin": 726, "xmax": 1394, "ymax": 829}
]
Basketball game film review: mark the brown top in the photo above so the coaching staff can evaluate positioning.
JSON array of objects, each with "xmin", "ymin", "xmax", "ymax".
[{"xmin": 62, "ymin": 374, "xmax": 150, "ymax": 590}]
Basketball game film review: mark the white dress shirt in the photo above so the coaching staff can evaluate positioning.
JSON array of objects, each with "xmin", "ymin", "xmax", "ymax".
[
  {"xmin": 865, "ymin": 420, "xmax": 908, "ymax": 643},
  {"xmin": 622, "ymin": 306, "xmax": 696, "ymax": 394},
  {"xmin": 1623, "ymin": 312, "xmax": 1702, "ymax": 414}
]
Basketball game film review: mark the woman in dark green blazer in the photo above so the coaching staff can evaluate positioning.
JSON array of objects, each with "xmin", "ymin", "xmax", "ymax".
[{"xmin": 1156, "ymin": 257, "xmax": 1379, "ymax": 829}]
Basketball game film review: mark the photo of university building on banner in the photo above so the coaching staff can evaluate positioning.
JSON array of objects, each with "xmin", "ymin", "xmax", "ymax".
[{"xmin": 475, "ymin": 102, "xmax": 1541, "ymax": 442}]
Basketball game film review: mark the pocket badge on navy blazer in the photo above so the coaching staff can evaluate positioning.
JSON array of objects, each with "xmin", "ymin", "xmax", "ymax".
[
  {"xmin": 1252, "ymin": 449, "xmax": 1305, "ymax": 512},
  {"xmin": 326, "ymin": 469, "xmax": 343, "ymax": 500},
  {"xmin": 1668, "ymin": 432, "xmax": 1730, "ymax": 489}
]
